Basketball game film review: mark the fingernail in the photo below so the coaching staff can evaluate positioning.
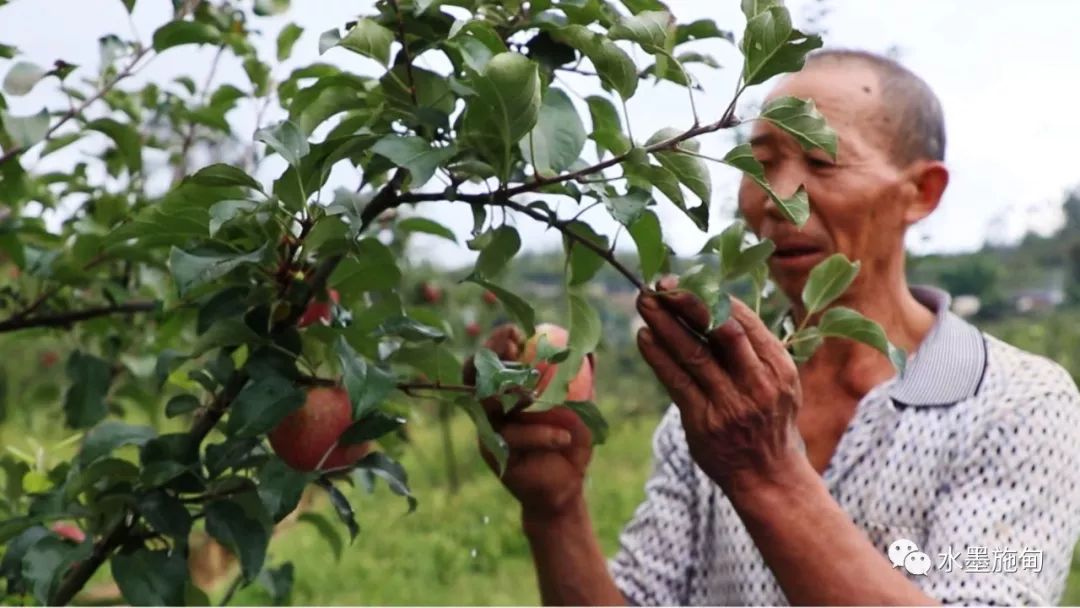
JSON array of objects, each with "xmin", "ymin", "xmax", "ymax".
[
  {"xmin": 553, "ymin": 431, "xmax": 572, "ymax": 447},
  {"xmin": 640, "ymin": 295, "xmax": 658, "ymax": 310}
]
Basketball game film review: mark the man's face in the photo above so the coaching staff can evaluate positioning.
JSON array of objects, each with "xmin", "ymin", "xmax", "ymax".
[{"xmin": 737, "ymin": 63, "xmax": 921, "ymax": 303}]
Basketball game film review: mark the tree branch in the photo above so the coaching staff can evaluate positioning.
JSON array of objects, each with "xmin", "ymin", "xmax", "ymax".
[
  {"xmin": 0, "ymin": 301, "xmax": 157, "ymax": 334},
  {"xmin": 50, "ymin": 514, "xmax": 133, "ymax": 606}
]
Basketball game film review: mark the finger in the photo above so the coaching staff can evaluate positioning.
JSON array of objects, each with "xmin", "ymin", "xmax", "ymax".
[
  {"xmin": 484, "ymin": 324, "xmax": 525, "ymax": 360},
  {"xmin": 655, "ymin": 274, "xmax": 680, "ymax": 292},
  {"xmin": 728, "ymin": 297, "xmax": 798, "ymax": 381},
  {"xmin": 499, "ymin": 423, "xmax": 573, "ymax": 451},
  {"xmin": 655, "ymin": 288, "xmax": 710, "ymax": 334},
  {"xmin": 708, "ymin": 317, "xmax": 776, "ymax": 400},
  {"xmin": 637, "ymin": 327, "xmax": 709, "ymax": 427},
  {"xmin": 515, "ymin": 407, "xmax": 592, "ymax": 447},
  {"xmin": 637, "ymin": 293, "xmax": 735, "ymax": 396}
]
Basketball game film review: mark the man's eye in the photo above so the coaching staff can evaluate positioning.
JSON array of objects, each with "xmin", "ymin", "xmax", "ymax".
[{"xmin": 807, "ymin": 156, "xmax": 834, "ymax": 169}]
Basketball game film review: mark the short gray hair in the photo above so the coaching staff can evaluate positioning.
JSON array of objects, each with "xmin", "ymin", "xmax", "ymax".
[{"xmin": 805, "ymin": 49, "xmax": 946, "ymax": 166}]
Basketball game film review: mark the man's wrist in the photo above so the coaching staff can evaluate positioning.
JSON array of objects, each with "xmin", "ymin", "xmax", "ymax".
[
  {"xmin": 720, "ymin": 449, "xmax": 819, "ymax": 514},
  {"xmin": 521, "ymin": 495, "xmax": 590, "ymax": 538}
]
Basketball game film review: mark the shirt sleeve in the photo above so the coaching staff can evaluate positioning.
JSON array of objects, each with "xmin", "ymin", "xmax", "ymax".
[
  {"xmin": 608, "ymin": 405, "xmax": 700, "ymax": 606},
  {"xmin": 918, "ymin": 365, "xmax": 1080, "ymax": 605}
]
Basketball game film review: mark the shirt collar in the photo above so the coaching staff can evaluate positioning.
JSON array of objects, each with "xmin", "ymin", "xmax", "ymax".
[{"xmin": 886, "ymin": 285, "xmax": 988, "ymax": 407}]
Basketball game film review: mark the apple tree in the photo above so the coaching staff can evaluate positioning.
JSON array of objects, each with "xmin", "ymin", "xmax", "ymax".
[{"xmin": 0, "ymin": 0, "xmax": 903, "ymax": 604}]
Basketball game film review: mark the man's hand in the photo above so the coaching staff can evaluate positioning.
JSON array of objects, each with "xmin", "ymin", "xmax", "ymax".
[
  {"xmin": 463, "ymin": 324, "xmax": 593, "ymax": 522},
  {"xmin": 635, "ymin": 277, "xmax": 805, "ymax": 491}
]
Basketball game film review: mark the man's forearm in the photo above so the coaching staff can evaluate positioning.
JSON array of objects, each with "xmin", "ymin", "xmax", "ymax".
[
  {"xmin": 725, "ymin": 456, "xmax": 939, "ymax": 606},
  {"xmin": 522, "ymin": 498, "xmax": 626, "ymax": 606}
]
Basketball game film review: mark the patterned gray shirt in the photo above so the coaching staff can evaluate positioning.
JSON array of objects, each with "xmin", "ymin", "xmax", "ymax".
[{"xmin": 609, "ymin": 287, "xmax": 1080, "ymax": 605}]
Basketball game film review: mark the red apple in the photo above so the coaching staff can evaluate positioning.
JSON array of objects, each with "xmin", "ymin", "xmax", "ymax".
[
  {"xmin": 466, "ymin": 321, "xmax": 482, "ymax": 337},
  {"xmin": 519, "ymin": 323, "xmax": 595, "ymax": 401},
  {"xmin": 51, "ymin": 522, "xmax": 86, "ymax": 543},
  {"xmin": 482, "ymin": 290, "xmax": 498, "ymax": 306},
  {"xmin": 268, "ymin": 386, "xmax": 371, "ymax": 471},
  {"xmin": 297, "ymin": 289, "xmax": 340, "ymax": 328},
  {"xmin": 420, "ymin": 282, "xmax": 442, "ymax": 304}
]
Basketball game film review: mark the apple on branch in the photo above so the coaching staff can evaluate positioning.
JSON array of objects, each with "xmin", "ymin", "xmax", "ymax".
[
  {"xmin": 297, "ymin": 289, "xmax": 340, "ymax": 328},
  {"xmin": 269, "ymin": 386, "xmax": 371, "ymax": 472}
]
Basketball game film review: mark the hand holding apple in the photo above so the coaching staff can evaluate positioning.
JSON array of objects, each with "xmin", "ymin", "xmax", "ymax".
[{"xmin": 268, "ymin": 386, "xmax": 371, "ymax": 471}]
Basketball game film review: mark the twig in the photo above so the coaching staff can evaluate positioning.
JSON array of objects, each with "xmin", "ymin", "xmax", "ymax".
[
  {"xmin": 174, "ymin": 44, "xmax": 226, "ymax": 183},
  {"xmin": 387, "ymin": 0, "xmax": 418, "ymax": 107},
  {"xmin": 0, "ymin": 301, "xmax": 157, "ymax": 334},
  {"xmin": 50, "ymin": 514, "xmax": 133, "ymax": 605}
]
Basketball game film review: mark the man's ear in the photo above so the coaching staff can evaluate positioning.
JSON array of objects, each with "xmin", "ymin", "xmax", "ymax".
[{"xmin": 903, "ymin": 161, "xmax": 949, "ymax": 225}]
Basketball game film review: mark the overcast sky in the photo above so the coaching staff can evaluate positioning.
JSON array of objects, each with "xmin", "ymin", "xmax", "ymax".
[{"xmin": 3, "ymin": 0, "xmax": 1079, "ymax": 269}]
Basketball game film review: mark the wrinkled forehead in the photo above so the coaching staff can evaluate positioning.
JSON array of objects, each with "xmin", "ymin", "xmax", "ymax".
[{"xmin": 753, "ymin": 63, "xmax": 888, "ymax": 153}]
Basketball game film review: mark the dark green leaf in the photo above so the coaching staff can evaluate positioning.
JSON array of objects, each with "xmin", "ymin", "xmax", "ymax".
[
  {"xmin": 371, "ymin": 135, "xmax": 457, "ymax": 187},
  {"xmin": 87, "ymin": 118, "xmax": 142, "ymax": 174},
  {"xmin": 168, "ymin": 243, "xmax": 269, "ymax": 297},
  {"xmin": 759, "ymin": 95, "xmax": 837, "ymax": 159},
  {"xmin": 676, "ymin": 19, "xmax": 733, "ymax": 44},
  {"xmin": 258, "ymin": 458, "xmax": 312, "ymax": 522},
  {"xmin": 552, "ymin": 25, "xmax": 637, "ymax": 99},
  {"xmin": 0, "ymin": 525, "xmax": 47, "ymax": 586},
  {"xmin": 257, "ymin": 562, "xmax": 295, "ymax": 606},
  {"xmin": 462, "ymin": 275, "xmax": 536, "ymax": 336},
  {"xmin": 729, "ymin": 240, "xmax": 775, "ymax": 279},
  {"xmin": 372, "ymin": 315, "xmax": 446, "ymax": 342},
  {"xmin": 152, "ymin": 21, "xmax": 221, "ymax": 52},
  {"xmin": 741, "ymin": 5, "xmax": 822, "ymax": 87},
  {"xmin": 64, "ymin": 351, "xmax": 111, "ymax": 429},
  {"xmin": 336, "ymin": 19, "xmax": 394, "ymax": 66},
  {"xmin": 316, "ymin": 478, "xmax": 358, "ymax": 540},
  {"xmin": 339, "ymin": 411, "xmax": 404, "ymax": 446},
  {"xmin": 22, "ymin": 536, "xmax": 91, "ymax": 604},
  {"xmin": 789, "ymin": 326, "xmax": 822, "ymax": 363},
  {"xmin": 460, "ymin": 53, "xmax": 541, "ymax": 180},
  {"xmin": 329, "ymin": 239, "xmax": 401, "ymax": 299},
  {"xmin": 472, "ymin": 348, "xmax": 535, "ymax": 400},
  {"xmin": 604, "ymin": 188, "xmax": 650, "ymax": 226},
  {"xmin": 564, "ymin": 400, "xmax": 608, "ymax": 445},
  {"xmin": 646, "ymin": 128, "xmax": 710, "ymax": 229},
  {"xmin": 336, "ymin": 337, "xmax": 396, "ymax": 419},
  {"xmin": 721, "ymin": 143, "xmax": 809, "ymax": 226},
  {"xmin": 391, "ymin": 344, "xmax": 462, "ymax": 384},
  {"xmin": 208, "ymin": 199, "xmax": 259, "ymax": 236},
  {"xmin": 629, "ymin": 209, "xmax": 664, "ymax": 283},
  {"xmin": 609, "ymin": 10, "xmax": 672, "ymax": 52},
  {"xmin": 679, "ymin": 264, "xmax": 727, "ymax": 329},
  {"xmin": 205, "ymin": 500, "xmax": 269, "ymax": 581},
  {"xmin": 397, "ymin": 217, "xmax": 457, "ymax": 243},
  {"xmin": 585, "ymin": 95, "xmax": 630, "ymax": 157},
  {"xmin": 3, "ymin": 61, "xmax": 46, "ymax": 96},
  {"xmin": 192, "ymin": 318, "xmax": 262, "ymax": 358},
  {"xmin": 456, "ymin": 396, "xmax": 508, "ymax": 474},
  {"xmin": 298, "ymin": 512, "xmax": 344, "ymax": 560},
  {"xmin": 256, "ymin": 120, "xmax": 309, "ymax": 168},
  {"xmin": 473, "ymin": 225, "xmax": 521, "ymax": 279},
  {"xmin": 184, "ymin": 163, "xmax": 263, "ymax": 191},
  {"xmin": 356, "ymin": 452, "xmax": 417, "ymax": 512},
  {"xmin": 521, "ymin": 87, "xmax": 586, "ymax": 177},
  {"xmin": 205, "ymin": 437, "xmax": 261, "ymax": 478},
  {"xmin": 817, "ymin": 306, "xmax": 906, "ymax": 373},
  {"xmin": 802, "ymin": 253, "xmax": 860, "ymax": 314},
  {"xmin": 64, "ymin": 457, "xmax": 138, "ymax": 499},
  {"xmin": 563, "ymin": 221, "xmax": 609, "ymax": 286},
  {"xmin": 136, "ymin": 490, "xmax": 192, "ymax": 539},
  {"xmin": 227, "ymin": 373, "xmax": 306, "ymax": 438},
  {"xmin": 276, "ymin": 23, "xmax": 304, "ymax": 61},
  {"xmin": 77, "ymin": 421, "xmax": 156, "ymax": 467}
]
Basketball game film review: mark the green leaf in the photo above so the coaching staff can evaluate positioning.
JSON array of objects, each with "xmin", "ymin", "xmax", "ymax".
[
  {"xmin": 460, "ymin": 52, "xmax": 542, "ymax": 180},
  {"xmin": 64, "ymin": 458, "xmax": 139, "ymax": 499},
  {"xmin": 136, "ymin": 490, "xmax": 192, "ymax": 539},
  {"xmin": 646, "ymin": 128, "xmax": 710, "ymax": 229},
  {"xmin": 563, "ymin": 221, "xmax": 609, "ymax": 286},
  {"xmin": 339, "ymin": 411, "xmax": 405, "ymax": 446},
  {"xmin": 372, "ymin": 315, "xmax": 447, "ymax": 342},
  {"xmin": 473, "ymin": 225, "xmax": 521, "ymax": 279},
  {"xmin": 336, "ymin": 337, "xmax": 396, "ymax": 419},
  {"xmin": 299, "ymin": 512, "xmax": 344, "ymax": 560},
  {"xmin": 676, "ymin": 19, "xmax": 733, "ymax": 44},
  {"xmin": 152, "ymin": 20, "xmax": 221, "ymax": 52},
  {"xmin": 87, "ymin": 118, "xmax": 142, "ymax": 174},
  {"xmin": 318, "ymin": 28, "xmax": 341, "ymax": 54},
  {"xmin": 316, "ymin": 478, "xmax": 359, "ymax": 540},
  {"xmin": 788, "ymin": 326, "xmax": 822, "ymax": 363},
  {"xmin": 679, "ymin": 264, "xmax": 728, "ymax": 329},
  {"xmin": 329, "ymin": 239, "xmax": 401, "ymax": 299},
  {"xmin": 543, "ymin": 292, "xmax": 600, "ymax": 405},
  {"xmin": 552, "ymin": 25, "xmax": 638, "ymax": 99},
  {"xmin": 456, "ymin": 396, "xmax": 508, "ymax": 475},
  {"xmin": 609, "ymin": 10, "xmax": 672, "ymax": 52},
  {"xmin": 729, "ymin": 240, "xmax": 775, "ymax": 279},
  {"xmin": 121, "ymin": 0, "xmax": 136, "ymax": 12},
  {"xmin": 629, "ymin": 209, "xmax": 664, "ymax": 283},
  {"xmin": 23, "ymin": 536, "xmax": 92, "ymax": 604},
  {"xmin": 817, "ymin": 307, "xmax": 906, "ymax": 373},
  {"xmin": 208, "ymin": 199, "xmax": 259, "ymax": 236},
  {"xmin": 585, "ymin": 95, "xmax": 630, "ymax": 157},
  {"xmin": 397, "ymin": 217, "xmax": 457, "ymax": 243},
  {"xmin": 462, "ymin": 275, "xmax": 535, "ymax": 336},
  {"xmin": 371, "ymin": 135, "xmax": 457, "ymax": 188},
  {"xmin": 802, "ymin": 253, "xmax": 860, "ymax": 314},
  {"xmin": 204, "ymin": 437, "xmax": 261, "ymax": 478},
  {"xmin": 741, "ymin": 0, "xmax": 782, "ymax": 19},
  {"xmin": 564, "ymin": 400, "xmax": 608, "ymax": 445},
  {"xmin": 64, "ymin": 351, "xmax": 111, "ymax": 429},
  {"xmin": 256, "ymin": 120, "xmax": 310, "ymax": 168},
  {"xmin": 604, "ymin": 188, "xmax": 650, "ymax": 226},
  {"xmin": 380, "ymin": 66, "xmax": 455, "ymax": 129},
  {"xmin": 192, "ymin": 318, "xmax": 262, "ymax": 358},
  {"xmin": 472, "ymin": 348, "xmax": 535, "ymax": 400},
  {"xmin": 3, "ymin": 61, "xmax": 46, "ymax": 96},
  {"xmin": 759, "ymin": 95, "xmax": 837, "ymax": 159},
  {"xmin": 184, "ymin": 163, "xmax": 263, "ymax": 191},
  {"xmin": 205, "ymin": 500, "xmax": 269, "ymax": 582},
  {"xmin": 392, "ymin": 345, "xmax": 461, "ymax": 385},
  {"xmin": 77, "ymin": 421, "xmax": 156, "ymax": 467},
  {"xmin": 2, "ymin": 108, "xmax": 50, "ymax": 149},
  {"xmin": 356, "ymin": 452, "xmax": 417, "ymax": 512},
  {"xmin": 257, "ymin": 562, "xmax": 295, "ymax": 605},
  {"xmin": 257, "ymin": 458, "xmax": 312, "ymax": 522},
  {"xmin": 336, "ymin": 18, "xmax": 394, "ymax": 66},
  {"xmin": 227, "ymin": 373, "xmax": 306, "ymax": 438},
  {"xmin": 721, "ymin": 143, "xmax": 809, "ymax": 226},
  {"xmin": 168, "ymin": 244, "xmax": 269, "ymax": 297},
  {"xmin": 276, "ymin": 23, "xmax": 304, "ymax": 61},
  {"xmin": 740, "ymin": 5, "xmax": 822, "ymax": 87},
  {"xmin": 521, "ymin": 87, "xmax": 586, "ymax": 177},
  {"xmin": 0, "ymin": 42, "xmax": 17, "ymax": 60}
]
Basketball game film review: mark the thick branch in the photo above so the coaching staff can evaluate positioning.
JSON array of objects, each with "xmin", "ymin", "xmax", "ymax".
[
  {"xmin": 50, "ymin": 514, "xmax": 132, "ymax": 605},
  {"xmin": 0, "ymin": 301, "xmax": 157, "ymax": 334},
  {"xmin": 0, "ymin": 45, "xmax": 152, "ymax": 165}
]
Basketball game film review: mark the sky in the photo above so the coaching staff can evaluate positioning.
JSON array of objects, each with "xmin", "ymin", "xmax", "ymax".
[{"xmin": 3, "ymin": 0, "xmax": 1080, "ymax": 269}]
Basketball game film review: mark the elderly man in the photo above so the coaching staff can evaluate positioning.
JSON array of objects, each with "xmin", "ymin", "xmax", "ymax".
[{"xmin": 473, "ymin": 49, "xmax": 1080, "ymax": 605}]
